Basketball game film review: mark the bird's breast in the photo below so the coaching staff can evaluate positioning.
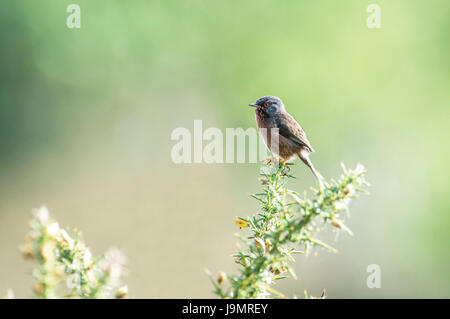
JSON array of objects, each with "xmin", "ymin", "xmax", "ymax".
[
  {"xmin": 255, "ymin": 109, "xmax": 277, "ymax": 129},
  {"xmin": 255, "ymin": 110, "xmax": 280, "ymax": 155}
]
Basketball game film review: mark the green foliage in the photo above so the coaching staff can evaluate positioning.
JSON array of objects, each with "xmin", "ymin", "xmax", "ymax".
[
  {"xmin": 209, "ymin": 161, "xmax": 368, "ymax": 298},
  {"xmin": 21, "ymin": 207, "xmax": 128, "ymax": 299}
]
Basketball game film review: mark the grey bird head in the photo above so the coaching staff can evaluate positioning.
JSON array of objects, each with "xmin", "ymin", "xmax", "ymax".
[{"xmin": 249, "ymin": 96, "xmax": 285, "ymax": 114}]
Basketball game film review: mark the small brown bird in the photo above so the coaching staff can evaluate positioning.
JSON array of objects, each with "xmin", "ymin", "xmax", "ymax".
[{"xmin": 249, "ymin": 96, "xmax": 321, "ymax": 180}]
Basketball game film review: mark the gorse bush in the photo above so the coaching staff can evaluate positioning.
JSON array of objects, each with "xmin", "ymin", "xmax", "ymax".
[
  {"xmin": 21, "ymin": 207, "xmax": 128, "ymax": 299},
  {"xmin": 209, "ymin": 161, "xmax": 368, "ymax": 299},
  {"xmin": 7, "ymin": 161, "xmax": 367, "ymax": 299}
]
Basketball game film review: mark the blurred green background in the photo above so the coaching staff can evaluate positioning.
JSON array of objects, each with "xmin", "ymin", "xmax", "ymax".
[{"xmin": 1, "ymin": 0, "xmax": 449, "ymax": 298}]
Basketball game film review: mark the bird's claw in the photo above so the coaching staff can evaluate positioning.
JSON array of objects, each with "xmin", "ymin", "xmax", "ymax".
[
  {"xmin": 281, "ymin": 166, "xmax": 290, "ymax": 176},
  {"xmin": 279, "ymin": 159, "xmax": 291, "ymax": 175}
]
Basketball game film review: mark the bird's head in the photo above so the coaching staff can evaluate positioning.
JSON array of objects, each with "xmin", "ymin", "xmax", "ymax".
[{"xmin": 249, "ymin": 96, "xmax": 285, "ymax": 114}]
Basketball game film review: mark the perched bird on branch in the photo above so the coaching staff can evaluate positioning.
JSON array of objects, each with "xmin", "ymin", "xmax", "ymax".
[{"xmin": 249, "ymin": 96, "xmax": 321, "ymax": 180}]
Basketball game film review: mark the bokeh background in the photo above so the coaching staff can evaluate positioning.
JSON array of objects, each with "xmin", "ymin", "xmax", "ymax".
[{"xmin": 1, "ymin": 0, "xmax": 449, "ymax": 298}]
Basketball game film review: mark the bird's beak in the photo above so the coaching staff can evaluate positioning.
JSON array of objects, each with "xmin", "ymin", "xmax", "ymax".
[{"xmin": 249, "ymin": 103, "xmax": 258, "ymax": 107}]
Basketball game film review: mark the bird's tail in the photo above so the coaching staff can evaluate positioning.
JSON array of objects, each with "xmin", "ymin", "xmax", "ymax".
[{"xmin": 298, "ymin": 149, "xmax": 322, "ymax": 182}]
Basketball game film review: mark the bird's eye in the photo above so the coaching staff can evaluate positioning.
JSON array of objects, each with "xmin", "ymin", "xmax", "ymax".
[{"xmin": 264, "ymin": 102, "xmax": 269, "ymax": 107}]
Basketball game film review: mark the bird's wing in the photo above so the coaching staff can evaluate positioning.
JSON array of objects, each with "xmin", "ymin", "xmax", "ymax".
[{"xmin": 277, "ymin": 112, "xmax": 315, "ymax": 152}]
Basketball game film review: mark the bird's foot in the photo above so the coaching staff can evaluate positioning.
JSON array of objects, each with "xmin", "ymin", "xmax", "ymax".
[
  {"xmin": 278, "ymin": 158, "xmax": 291, "ymax": 175},
  {"xmin": 281, "ymin": 166, "xmax": 291, "ymax": 176}
]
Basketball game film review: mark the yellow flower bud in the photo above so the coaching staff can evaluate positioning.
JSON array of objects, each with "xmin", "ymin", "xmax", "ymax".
[
  {"xmin": 254, "ymin": 238, "xmax": 265, "ymax": 250},
  {"xmin": 33, "ymin": 283, "xmax": 45, "ymax": 295},
  {"xmin": 344, "ymin": 184, "xmax": 355, "ymax": 196},
  {"xmin": 40, "ymin": 242, "xmax": 55, "ymax": 262},
  {"xmin": 234, "ymin": 218, "xmax": 249, "ymax": 229},
  {"xmin": 264, "ymin": 239, "xmax": 272, "ymax": 251},
  {"xmin": 269, "ymin": 265, "xmax": 286, "ymax": 275},
  {"xmin": 21, "ymin": 245, "xmax": 35, "ymax": 260},
  {"xmin": 331, "ymin": 219, "xmax": 353, "ymax": 236},
  {"xmin": 115, "ymin": 286, "xmax": 128, "ymax": 299},
  {"xmin": 217, "ymin": 272, "xmax": 227, "ymax": 284},
  {"xmin": 331, "ymin": 219, "xmax": 343, "ymax": 229}
]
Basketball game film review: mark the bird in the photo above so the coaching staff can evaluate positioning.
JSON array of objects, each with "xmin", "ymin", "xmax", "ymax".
[{"xmin": 249, "ymin": 96, "xmax": 321, "ymax": 180}]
